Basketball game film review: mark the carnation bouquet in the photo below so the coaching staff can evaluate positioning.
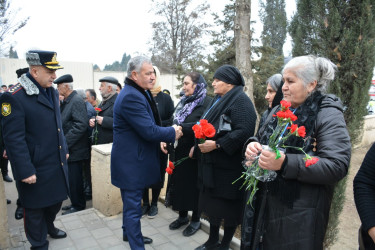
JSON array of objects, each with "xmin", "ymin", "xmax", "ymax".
[
  {"xmin": 166, "ymin": 119, "xmax": 216, "ymax": 175},
  {"xmin": 235, "ymin": 100, "xmax": 319, "ymax": 206}
]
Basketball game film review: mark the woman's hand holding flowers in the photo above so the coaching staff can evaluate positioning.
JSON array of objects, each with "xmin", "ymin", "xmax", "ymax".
[
  {"xmin": 257, "ymin": 147, "xmax": 285, "ymax": 171},
  {"xmin": 245, "ymin": 142, "xmax": 262, "ymax": 163},
  {"xmin": 198, "ymin": 140, "xmax": 217, "ymax": 153}
]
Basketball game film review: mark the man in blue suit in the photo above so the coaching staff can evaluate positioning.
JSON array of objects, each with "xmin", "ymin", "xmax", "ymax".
[
  {"xmin": 1, "ymin": 50, "xmax": 69, "ymax": 249},
  {"xmin": 111, "ymin": 56, "xmax": 182, "ymax": 250}
]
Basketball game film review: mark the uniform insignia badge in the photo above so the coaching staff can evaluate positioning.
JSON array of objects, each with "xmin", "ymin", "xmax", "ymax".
[{"xmin": 1, "ymin": 103, "xmax": 11, "ymax": 116}]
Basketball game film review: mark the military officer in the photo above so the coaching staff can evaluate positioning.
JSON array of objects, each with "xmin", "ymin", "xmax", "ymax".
[{"xmin": 0, "ymin": 50, "xmax": 69, "ymax": 249}]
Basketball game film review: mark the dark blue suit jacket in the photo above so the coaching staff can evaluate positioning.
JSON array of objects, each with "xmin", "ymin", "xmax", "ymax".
[
  {"xmin": 111, "ymin": 80, "xmax": 175, "ymax": 190},
  {"xmin": 0, "ymin": 74, "xmax": 69, "ymax": 209}
]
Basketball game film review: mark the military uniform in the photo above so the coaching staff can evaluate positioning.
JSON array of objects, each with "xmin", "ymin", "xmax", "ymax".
[{"xmin": 0, "ymin": 50, "xmax": 69, "ymax": 249}]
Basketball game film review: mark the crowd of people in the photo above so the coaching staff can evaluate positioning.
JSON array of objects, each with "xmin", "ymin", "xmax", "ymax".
[{"xmin": 1, "ymin": 50, "xmax": 374, "ymax": 250}]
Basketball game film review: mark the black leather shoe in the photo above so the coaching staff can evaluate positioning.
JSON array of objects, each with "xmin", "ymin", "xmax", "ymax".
[
  {"xmin": 123, "ymin": 235, "xmax": 153, "ymax": 244},
  {"xmin": 15, "ymin": 206, "xmax": 23, "ymax": 220},
  {"xmin": 183, "ymin": 221, "xmax": 201, "ymax": 236},
  {"xmin": 3, "ymin": 175, "xmax": 13, "ymax": 182},
  {"xmin": 48, "ymin": 228, "xmax": 67, "ymax": 239},
  {"xmin": 61, "ymin": 207, "xmax": 82, "ymax": 215},
  {"xmin": 169, "ymin": 217, "xmax": 189, "ymax": 230},
  {"xmin": 61, "ymin": 205, "xmax": 72, "ymax": 211},
  {"xmin": 194, "ymin": 242, "xmax": 220, "ymax": 250}
]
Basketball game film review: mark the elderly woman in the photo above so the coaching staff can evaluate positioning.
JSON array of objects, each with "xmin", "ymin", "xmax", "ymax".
[
  {"xmin": 259, "ymin": 73, "xmax": 284, "ymax": 128},
  {"xmin": 163, "ymin": 72, "xmax": 212, "ymax": 237},
  {"xmin": 241, "ymin": 56, "xmax": 351, "ymax": 250},
  {"xmin": 193, "ymin": 65, "xmax": 257, "ymax": 250}
]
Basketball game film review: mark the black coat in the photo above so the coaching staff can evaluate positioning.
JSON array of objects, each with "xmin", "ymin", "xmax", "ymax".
[
  {"xmin": 197, "ymin": 86, "xmax": 257, "ymax": 200},
  {"xmin": 242, "ymin": 94, "xmax": 351, "ymax": 250},
  {"xmin": 0, "ymin": 73, "xmax": 69, "ymax": 209},
  {"xmin": 168, "ymin": 96, "xmax": 212, "ymax": 211},
  {"xmin": 94, "ymin": 93, "xmax": 117, "ymax": 144},
  {"xmin": 354, "ymin": 143, "xmax": 375, "ymax": 249},
  {"xmin": 149, "ymin": 91, "xmax": 175, "ymax": 188},
  {"xmin": 154, "ymin": 91, "xmax": 174, "ymax": 127},
  {"xmin": 60, "ymin": 90, "xmax": 90, "ymax": 162}
]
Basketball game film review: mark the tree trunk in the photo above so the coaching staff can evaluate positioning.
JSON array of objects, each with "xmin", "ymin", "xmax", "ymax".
[{"xmin": 235, "ymin": 0, "xmax": 255, "ymax": 104}]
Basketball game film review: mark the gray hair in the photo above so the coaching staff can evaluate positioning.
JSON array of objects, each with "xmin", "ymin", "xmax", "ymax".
[
  {"xmin": 64, "ymin": 82, "xmax": 73, "ymax": 90},
  {"xmin": 76, "ymin": 89, "xmax": 86, "ymax": 100},
  {"xmin": 266, "ymin": 73, "xmax": 283, "ymax": 91},
  {"xmin": 103, "ymin": 82, "xmax": 117, "ymax": 93},
  {"xmin": 282, "ymin": 55, "xmax": 337, "ymax": 93},
  {"xmin": 127, "ymin": 56, "xmax": 152, "ymax": 77}
]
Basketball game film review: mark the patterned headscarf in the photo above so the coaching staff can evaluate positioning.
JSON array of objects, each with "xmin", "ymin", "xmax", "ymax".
[{"xmin": 174, "ymin": 74, "xmax": 207, "ymax": 125}]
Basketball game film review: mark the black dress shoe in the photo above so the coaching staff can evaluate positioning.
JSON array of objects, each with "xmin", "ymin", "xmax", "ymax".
[
  {"xmin": 169, "ymin": 217, "xmax": 189, "ymax": 230},
  {"xmin": 15, "ymin": 206, "xmax": 23, "ymax": 220},
  {"xmin": 61, "ymin": 207, "xmax": 82, "ymax": 215},
  {"xmin": 48, "ymin": 228, "xmax": 67, "ymax": 239},
  {"xmin": 3, "ymin": 175, "xmax": 13, "ymax": 182},
  {"xmin": 123, "ymin": 235, "xmax": 153, "ymax": 244},
  {"xmin": 61, "ymin": 205, "xmax": 72, "ymax": 211},
  {"xmin": 183, "ymin": 221, "xmax": 201, "ymax": 236},
  {"xmin": 194, "ymin": 241, "xmax": 220, "ymax": 250}
]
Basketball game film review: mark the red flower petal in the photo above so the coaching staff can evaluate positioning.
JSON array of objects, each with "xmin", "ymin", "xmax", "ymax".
[
  {"xmin": 166, "ymin": 167, "xmax": 173, "ymax": 175},
  {"xmin": 305, "ymin": 157, "xmax": 319, "ymax": 167},
  {"xmin": 297, "ymin": 126, "xmax": 306, "ymax": 138}
]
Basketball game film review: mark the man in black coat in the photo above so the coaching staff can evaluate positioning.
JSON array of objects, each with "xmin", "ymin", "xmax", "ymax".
[
  {"xmin": 89, "ymin": 76, "xmax": 118, "ymax": 145},
  {"xmin": 1, "ymin": 50, "xmax": 69, "ymax": 249},
  {"xmin": 55, "ymin": 74, "xmax": 89, "ymax": 215}
]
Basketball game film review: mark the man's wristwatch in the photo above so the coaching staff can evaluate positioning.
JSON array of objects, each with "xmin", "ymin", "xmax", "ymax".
[{"xmin": 216, "ymin": 143, "xmax": 221, "ymax": 149}]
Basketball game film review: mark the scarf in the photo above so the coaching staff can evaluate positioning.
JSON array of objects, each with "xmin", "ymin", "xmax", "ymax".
[
  {"xmin": 102, "ymin": 91, "xmax": 116, "ymax": 103},
  {"xmin": 173, "ymin": 82, "xmax": 207, "ymax": 125},
  {"xmin": 259, "ymin": 91, "xmax": 324, "ymax": 208},
  {"xmin": 124, "ymin": 77, "xmax": 161, "ymax": 126}
]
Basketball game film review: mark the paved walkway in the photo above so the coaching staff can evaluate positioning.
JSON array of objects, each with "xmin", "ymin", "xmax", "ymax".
[{"xmin": 4, "ymin": 171, "xmax": 240, "ymax": 250}]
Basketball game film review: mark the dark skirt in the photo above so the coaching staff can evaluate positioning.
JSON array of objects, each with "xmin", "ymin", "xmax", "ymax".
[
  {"xmin": 198, "ymin": 187, "xmax": 244, "ymax": 227},
  {"xmin": 166, "ymin": 158, "xmax": 200, "ymax": 211}
]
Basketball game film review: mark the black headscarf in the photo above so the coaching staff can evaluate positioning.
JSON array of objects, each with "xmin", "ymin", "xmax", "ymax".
[{"xmin": 213, "ymin": 65, "xmax": 245, "ymax": 86}]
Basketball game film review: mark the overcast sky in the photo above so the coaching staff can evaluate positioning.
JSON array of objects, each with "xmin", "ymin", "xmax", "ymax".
[{"xmin": 9, "ymin": 0, "xmax": 296, "ymax": 69}]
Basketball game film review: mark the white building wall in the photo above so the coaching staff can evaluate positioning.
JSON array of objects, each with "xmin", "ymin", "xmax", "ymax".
[
  {"xmin": 0, "ymin": 58, "xmax": 94, "ymax": 91},
  {"xmin": 0, "ymin": 58, "xmax": 181, "ymax": 106}
]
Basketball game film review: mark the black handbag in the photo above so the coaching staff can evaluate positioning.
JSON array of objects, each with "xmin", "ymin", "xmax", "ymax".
[{"xmin": 217, "ymin": 114, "xmax": 232, "ymax": 135}]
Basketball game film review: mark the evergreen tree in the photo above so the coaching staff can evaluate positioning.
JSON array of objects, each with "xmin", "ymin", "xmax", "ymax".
[
  {"xmin": 93, "ymin": 64, "xmax": 101, "ymax": 71},
  {"xmin": 289, "ymin": 0, "xmax": 375, "ymax": 247},
  {"xmin": 8, "ymin": 46, "xmax": 18, "ymax": 58},
  {"xmin": 103, "ymin": 52, "xmax": 131, "ymax": 72},
  {"xmin": 254, "ymin": 0, "xmax": 287, "ymax": 112},
  {"xmin": 259, "ymin": 0, "xmax": 287, "ymax": 57}
]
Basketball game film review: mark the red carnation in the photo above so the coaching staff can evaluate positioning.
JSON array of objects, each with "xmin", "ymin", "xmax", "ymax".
[
  {"xmin": 305, "ymin": 157, "xmax": 319, "ymax": 167},
  {"xmin": 297, "ymin": 126, "xmax": 306, "ymax": 138},
  {"xmin": 202, "ymin": 123, "xmax": 216, "ymax": 138},
  {"xmin": 285, "ymin": 109, "xmax": 297, "ymax": 121},
  {"xmin": 288, "ymin": 124, "xmax": 298, "ymax": 133},
  {"xmin": 95, "ymin": 107, "xmax": 102, "ymax": 112},
  {"xmin": 199, "ymin": 119, "xmax": 208, "ymax": 126},
  {"xmin": 166, "ymin": 167, "xmax": 173, "ymax": 175},
  {"xmin": 280, "ymin": 100, "xmax": 291, "ymax": 110},
  {"xmin": 168, "ymin": 161, "xmax": 175, "ymax": 170},
  {"xmin": 192, "ymin": 124, "xmax": 205, "ymax": 139}
]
